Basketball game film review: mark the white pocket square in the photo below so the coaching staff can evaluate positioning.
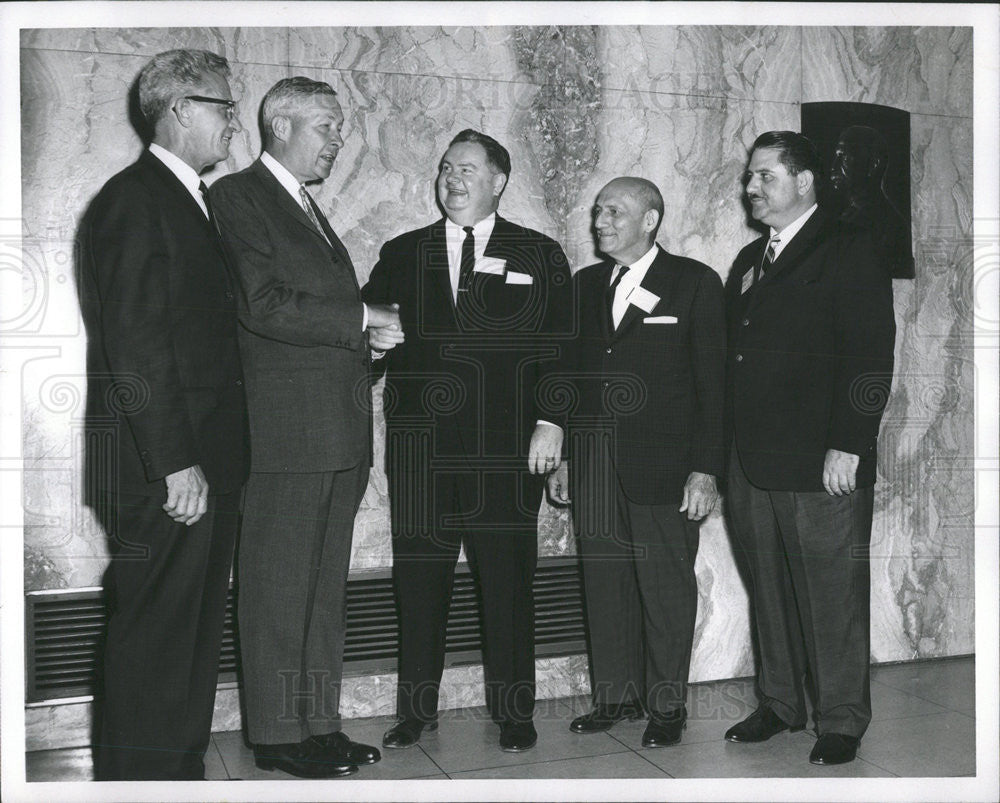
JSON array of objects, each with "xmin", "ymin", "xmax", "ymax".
[
  {"xmin": 505, "ymin": 270, "xmax": 533, "ymax": 285},
  {"xmin": 643, "ymin": 315, "xmax": 678, "ymax": 324}
]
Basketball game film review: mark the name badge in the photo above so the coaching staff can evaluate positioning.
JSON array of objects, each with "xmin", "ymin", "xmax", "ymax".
[
  {"xmin": 626, "ymin": 285, "xmax": 660, "ymax": 314},
  {"xmin": 474, "ymin": 256, "xmax": 506, "ymax": 274}
]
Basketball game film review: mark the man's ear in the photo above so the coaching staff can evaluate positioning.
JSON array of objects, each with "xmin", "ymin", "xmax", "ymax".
[
  {"xmin": 271, "ymin": 115, "xmax": 291, "ymax": 144},
  {"xmin": 492, "ymin": 171, "xmax": 508, "ymax": 198},
  {"xmin": 796, "ymin": 169, "xmax": 815, "ymax": 197},
  {"xmin": 644, "ymin": 208, "xmax": 661, "ymax": 234},
  {"xmin": 172, "ymin": 97, "xmax": 194, "ymax": 128}
]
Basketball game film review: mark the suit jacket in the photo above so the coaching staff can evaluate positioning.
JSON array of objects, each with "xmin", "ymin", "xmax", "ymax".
[
  {"xmin": 563, "ymin": 247, "xmax": 726, "ymax": 505},
  {"xmin": 724, "ymin": 207, "xmax": 896, "ymax": 491},
  {"xmin": 362, "ymin": 215, "xmax": 572, "ymax": 523},
  {"xmin": 78, "ymin": 150, "xmax": 249, "ymax": 497},
  {"xmin": 210, "ymin": 159, "xmax": 371, "ymax": 473}
]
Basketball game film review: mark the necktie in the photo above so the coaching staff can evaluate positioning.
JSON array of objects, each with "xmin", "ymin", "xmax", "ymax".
[
  {"xmin": 299, "ymin": 185, "xmax": 332, "ymax": 246},
  {"xmin": 457, "ymin": 225, "xmax": 476, "ymax": 298},
  {"xmin": 198, "ymin": 181, "xmax": 218, "ymax": 231},
  {"xmin": 606, "ymin": 265, "xmax": 629, "ymax": 330},
  {"xmin": 759, "ymin": 235, "xmax": 780, "ymax": 278}
]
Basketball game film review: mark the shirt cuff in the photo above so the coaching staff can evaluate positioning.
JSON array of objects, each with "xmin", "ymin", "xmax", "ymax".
[
  {"xmin": 361, "ymin": 303, "xmax": 369, "ymax": 331},
  {"xmin": 535, "ymin": 420, "xmax": 562, "ymax": 431}
]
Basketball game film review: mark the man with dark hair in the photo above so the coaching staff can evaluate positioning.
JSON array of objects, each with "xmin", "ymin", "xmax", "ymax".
[
  {"xmin": 548, "ymin": 176, "xmax": 725, "ymax": 749},
  {"xmin": 210, "ymin": 76, "xmax": 401, "ymax": 778},
  {"xmin": 723, "ymin": 131, "xmax": 895, "ymax": 765},
  {"xmin": 79, "ymin": 48, "xmax": 248, "ymax": 780},
  {"xmin": 363, "ymin": 128, "xmax": 572, "ymax": 753}
]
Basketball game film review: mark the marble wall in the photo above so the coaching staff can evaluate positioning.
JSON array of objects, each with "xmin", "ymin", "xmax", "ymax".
[{"xmin": 19, "ymin": 25, "xmax": 974, "ymax": 735}]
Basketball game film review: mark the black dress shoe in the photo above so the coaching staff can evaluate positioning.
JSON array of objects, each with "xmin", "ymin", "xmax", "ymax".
[
  {"xmin": 809, "ymin": 733, "xmax": 860, "ymax": 765},
  {"xmin": 641, "ymin": 710, "xmax": 687, "ymax": 748},
  {"xmin": 382, "ymin": 718, "xmax": 438, "ymax": 749},
  {"xmin": 316, "ymin": 730, "xmax": 381, "ymax": 765},
  {"xmin": 499, "ymin": 721, "xmax": 537, "ymax": 752},
  {"xmin": 253, "ymin": 737, "xmax": 358, "ymax": 778},
  {"xmin": 569, "ymin": 701, "xmax": 645, "ymax": 734},
  {"xmin": 724, "ymin": 706, "xmax": 805, "ymax": 743}
]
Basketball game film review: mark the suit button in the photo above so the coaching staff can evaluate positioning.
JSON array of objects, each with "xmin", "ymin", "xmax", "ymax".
[
  {"xmin": 236, "ymin": 379, "xmax": 243, "ymax": 386},
  {"xmin": 736, "ymin": 354, "xmax": 743, "ymax": 362},
  {"xmin": 606, "ymin": 347, "xmax": 612, "ymax": 354},
  {"xmin": 225, "ymin": 290, "xmax": 234, "ymax": 301},
  {"xmin": 602, "ymin": 381, "xmax": 609, "ymax": 388},
  {"xmin": 742, "ymin": 318, "xmax": 749, "ymax": 326}
]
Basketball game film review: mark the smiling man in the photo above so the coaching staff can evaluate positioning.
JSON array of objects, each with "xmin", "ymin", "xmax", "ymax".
[
  {"xmin": 363, "ymin": 129, "xmax": 572, "ymax": 753},
  {"xmin": 80, "ymin": 48, "xmax": 249, "ymax": 781},
  {"xmin": 547, "ymin": 177, "xmax": 725, "ymax": 749},
  {"xmin": 723, "ymin": 131, "xmax": 895, "ymax": 765},
  {"xmin": 210, "ymin": 77, "xmax": 401, "ymax": 778}
]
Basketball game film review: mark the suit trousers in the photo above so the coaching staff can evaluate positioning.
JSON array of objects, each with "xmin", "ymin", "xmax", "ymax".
[
  {"xmin": 237, "ymin": 465, "xmax": 368, "ymax": 745},
  {"xmin": 575, "ymin": 474, "xmax": 700, "ymax": 716},
  {"xmin": 94, "ymin": 489, "xmax": 239, "ymax": 781},
  {"xmin": 391, "ymin": 469, "xmax": 539, "ymax": 725},
  {"xmin": 726, "ymin": 447, "xmax": 873, "ymax": 737}
]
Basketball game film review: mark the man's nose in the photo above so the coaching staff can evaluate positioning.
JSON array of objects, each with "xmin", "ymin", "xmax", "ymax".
[
  {"xmin": 229, "ymin": 115, "xmax": 243, "ymax": 134},
  {"xmin": 745, "ymin": 175, "xmax": 760, "ymax": 195}
]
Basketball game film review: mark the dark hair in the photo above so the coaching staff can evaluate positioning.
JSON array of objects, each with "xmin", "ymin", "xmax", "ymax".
[
  {"xmin": 448, "ymin": 129, "xmax": 511, "ymax": 178},
  {"xmin": 751, "ymin": 130, "xmax": 822, "ymax": 184}
]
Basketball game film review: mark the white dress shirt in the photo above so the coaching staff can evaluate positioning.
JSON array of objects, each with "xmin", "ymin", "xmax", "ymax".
[
  {"xmin": 769, "ymin": 203, "xmax": 818, "ymax": 259},
  {"xmin": 610, "ymin": 243, "xmax": 659, "ymax": 329},
  {"xmin": 444, "ymin": 213, "xmax": 496, "ymax": 303},
  {"xmin": 148, "ymin": 143, "xmax": 209, "ymax": 219},
  {"xmin": 260, "ymin": 150, "xmax": 369, "ymax": 330}
]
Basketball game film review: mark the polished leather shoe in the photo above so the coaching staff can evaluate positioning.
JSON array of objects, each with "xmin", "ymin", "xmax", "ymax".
[
  {"xmin": 569, "ymin": 702, "xmax": 645, "ymax": 734},
  {"xmin": 499, "ymin": 721, "xmax": 537, "ymax": 752},
  {"xmin": 809, "ymin": 733, "xmax": 860, "ymax": 765},
  {"xmin": 382, "ymin": 718, "xmax": 437, "ymax": 749},
  {"xmin": 641, "ymin": 711, "xmax": 687, "ymax": 748},
  {"xmin": 724, "ymin": 706, "xmax": 805, "ymax": 743},
  {"xmin": 254, "ymin": 737, "xmax": 358, "ymax": 778},
  {"xmin": 316, "ymin": 730, "xmax": 381, "ymax": 765}
]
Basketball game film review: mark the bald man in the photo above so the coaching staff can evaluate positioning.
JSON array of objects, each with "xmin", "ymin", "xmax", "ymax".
[{"xmin": 548, "ymin": 177, "xmax": 725, "ymax": 748}]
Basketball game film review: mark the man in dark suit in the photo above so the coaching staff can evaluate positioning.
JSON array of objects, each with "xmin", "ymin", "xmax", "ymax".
[
  {"xmin": 723, "ymin": 131, "xmax": 895, "ymax": 765},
  {"xmin": 210, "ymin": 77, "xmax": 402, "ymax": 778},
  {"xmin": 363, "ymin": 129, "xmax": 572, "ymax": 753},
  {"xmin": 547, "ymin": 177, "xmax": 725, "ymax": 748},
  {"xmin": 79, "ymin": 49, "xmax": 249, "ymax": 780}
]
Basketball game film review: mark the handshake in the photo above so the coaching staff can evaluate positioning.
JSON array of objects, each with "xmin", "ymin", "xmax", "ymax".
[{"xmin": 367, "ymin": 303, "xmax": 405, "ymax": 352}]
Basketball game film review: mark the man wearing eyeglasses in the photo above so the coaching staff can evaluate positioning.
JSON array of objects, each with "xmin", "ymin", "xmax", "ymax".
[
  {"xmin": 210, "ymin": 77, "xmax": 402, "ymax": 778},
  {"xmin": 79, "ymin": 49, "xmax": 249, "ymax": 780}
]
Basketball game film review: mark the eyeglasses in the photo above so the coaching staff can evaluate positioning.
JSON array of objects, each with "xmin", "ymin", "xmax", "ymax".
[{"xmin": 183, "ymin": 95, "xmax": 237, "ymax": 120}]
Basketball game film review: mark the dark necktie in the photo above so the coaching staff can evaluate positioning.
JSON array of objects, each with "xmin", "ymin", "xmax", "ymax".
[
  {"xmin": 457, "ymin": 225, "xmax": 476, "ymax": 298},
  {"xmin": 605, "ymin": 265, "xmax": 629, "ymax": 330},
  {"xmin": 199, "ymin": 181, "xmax": 220, "ymax": 236}
]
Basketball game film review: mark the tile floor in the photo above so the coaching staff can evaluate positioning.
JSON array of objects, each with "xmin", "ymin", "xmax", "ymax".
[{"xmin": 25, "ymin": 656, "xmax": 976, "ymax": 782}]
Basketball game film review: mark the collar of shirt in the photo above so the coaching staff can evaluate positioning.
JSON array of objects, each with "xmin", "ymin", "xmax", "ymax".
[
  {"xmin": 445, "ymin": 213, "xmax": 497, "ymax": 301},
  {"xmin": 148, "ymin": 143, "xmax": 208, "ymax": 218},
  {"xmin": 610, "ymin": 243, "xmax": 659, "ymax": 289},
  {"xmin": 768, "ymin": 203, "xmax": 818, "ymax": 260},
  {"xmin": 260, "ymin": 150, "xmax": 310, "ymax": 206}
]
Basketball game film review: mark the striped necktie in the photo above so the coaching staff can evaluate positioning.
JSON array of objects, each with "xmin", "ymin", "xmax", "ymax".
[
  {"xmin": 759, "ymin": 235, "xmax": 780, "ymax": 279},
  {"xmin": 299, "ymin": 185, "xmax": 332, "ymax": 246}
]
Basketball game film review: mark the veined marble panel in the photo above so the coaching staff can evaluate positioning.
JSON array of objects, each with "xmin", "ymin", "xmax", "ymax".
[
  {"xmin": 289, "ymin": 26, "xmax": 525, "ymax": 81},
  {"xmin": 21, "ymin": 27, "xmax": 289, "ymax": 67},
  {"xmin": 596, "ymin": 26, "xmax": 801, "ymax": 104},
  {"xmin": 802, "ymin": 26, "xmax": 973, "ymax": 118},
  {"xmin": 869, "ymin": 112, "xmax": 974, "ymax": 661}
]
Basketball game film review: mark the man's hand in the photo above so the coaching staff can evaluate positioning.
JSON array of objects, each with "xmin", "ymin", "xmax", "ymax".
[
  {"xmin": 163, "ymin": 465, "xmax": 209, "ymax": 525},
  {"xmin": 528, "ymin": 424, "xmax": 563, "ymax": 474},
  {"xmin": 823, "ymin": 448, "xmax": 859, "ymax": 496},
  {"xmin": 369, "ymin": 324, "xmax": 405, "ymax": 351},
  {"xmin": 547, "ymin": 462, "xmax": 570, "ymax": 505},
  {"xmin": 679, "ymin": 471, "xmax": 718, "ymax": 521},
  {"xmin": 367, "ymin": 302, "xmax": 401, "ymax": 329}
]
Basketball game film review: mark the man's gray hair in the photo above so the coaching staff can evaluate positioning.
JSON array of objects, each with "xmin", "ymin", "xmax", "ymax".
[
  {"xmin": 137, "ymin": 49, "xmax": 231, "ymax": 127},
  {"xmin": 261, "ymin": 77, "xmax": 337, "ymax": 146}
]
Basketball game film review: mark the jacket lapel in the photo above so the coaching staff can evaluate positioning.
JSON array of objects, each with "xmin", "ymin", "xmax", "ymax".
[
  {"xmin": 746, "ymin": 208, "xmax": 830, "ymax": 313},
  {"xmin": 421, "ymin": 220, "xmax": 455, "ymax": 331},
  {"xmin": 611, "ymin": 247, "xmax": 671, "ymax": 342},
  {"xmin": 139, "ymin": 150, "xmax": 214, "ymax": 234}
]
